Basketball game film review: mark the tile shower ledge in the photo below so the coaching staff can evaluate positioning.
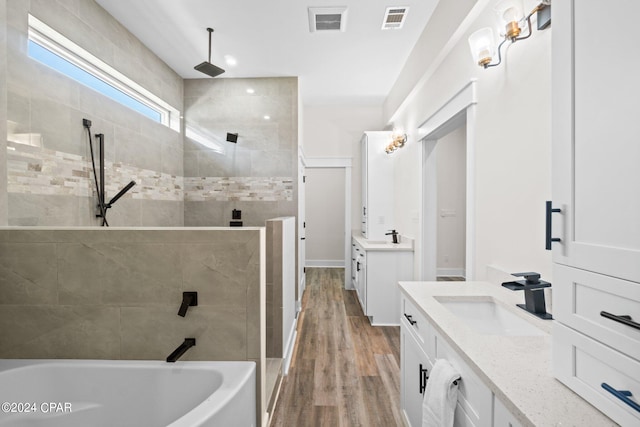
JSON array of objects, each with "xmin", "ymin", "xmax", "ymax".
[
  {"xmin": 0, "ymin": 226, "xmax": 265, "ymax": 243},
  {"xmin": 398, "ymin": 281, "xmax": 614, "ymax": 427}
]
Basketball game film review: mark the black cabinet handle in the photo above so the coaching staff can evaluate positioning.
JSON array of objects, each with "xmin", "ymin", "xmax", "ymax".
[
  {"xmin": 545, "ymin": 201, "xmax": 562, "ymax": 250},
  {"xmin": 356, "ymin": 261, "xmax": 360, "ymax": 272},
  {"xmin": 602, "ymin": 383, "xmax": 640, "ymax": 413},
  {"xmin": 419, "ymin": 364, "xmax": 429, "ymax": 395},
  {"xmin": 404, "ymin": 313, "xmax": 417, "ymax": 325},
  {"xmin": 600, "ymin": 311, "xmax": 640, "ymax": 330},
  {"xmin": 300, "ymin": 237, "xmax": 305, "ymax": 240}
]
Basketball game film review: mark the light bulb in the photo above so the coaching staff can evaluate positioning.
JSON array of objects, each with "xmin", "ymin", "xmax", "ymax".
[{"xmin": 494, "ymin": 0, "xmax": 524, "ymax": 39}]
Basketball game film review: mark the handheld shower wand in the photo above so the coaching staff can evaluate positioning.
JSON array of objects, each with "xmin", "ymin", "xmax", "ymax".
[{"xmin": 83, "ymin": 119, "xmax": 136, "ymax": 226}]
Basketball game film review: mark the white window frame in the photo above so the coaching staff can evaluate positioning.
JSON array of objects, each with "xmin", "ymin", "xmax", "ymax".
[{"xmin": 28, "ymin": 14, "xmax": 180, "ymax": 131}]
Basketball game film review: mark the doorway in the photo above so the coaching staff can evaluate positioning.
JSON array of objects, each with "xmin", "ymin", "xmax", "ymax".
[
  {"xmin": 420, "ymin": 80, "xmax": 477, "ymax": 281},
  {"xmin": 300, "ymin": 156, "xmax": 352, "ymax": 289}
]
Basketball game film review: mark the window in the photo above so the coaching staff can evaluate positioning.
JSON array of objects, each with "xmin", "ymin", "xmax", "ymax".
[{"xmin": 27, "ymin": 14, "xmax": 180, "ymax": 130}]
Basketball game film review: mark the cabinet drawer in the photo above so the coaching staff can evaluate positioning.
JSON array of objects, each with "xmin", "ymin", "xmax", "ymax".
[
  {"xmin": 553, "ymin": 323, "xmax": 640, "ymax": 426},
  {"xmin": 554, "ymin": 264, "xmax": 640, "ymax": 361},
  {"xmin": 436, "ymin": 332, "xmax": 492, "ymax": 427},
  {"xmin": 401, "ymin": 294, "xmax": 434, "ymax": 360},
  {"xmin": 493, "ymin": 397, "xmax": 523, "ymax": 427}
]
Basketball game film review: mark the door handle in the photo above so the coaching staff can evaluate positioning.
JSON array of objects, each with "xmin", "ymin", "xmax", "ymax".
[{"xmin": 545, "ymin": 201, "xmax": 562, "ymax": 250}]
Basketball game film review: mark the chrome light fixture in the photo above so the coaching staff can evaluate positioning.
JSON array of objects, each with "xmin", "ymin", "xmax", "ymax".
[
  {"xmin": 385, "ymin": 131, "xmax": 407, "ymax": 154},
  {"xmin": 468, "ymin": 0, "xmax": 551, "ymax": 69}
]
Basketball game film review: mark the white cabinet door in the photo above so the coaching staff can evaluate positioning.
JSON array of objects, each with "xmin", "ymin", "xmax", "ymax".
[
  {"xmin": 401, "ymin": 321, "xmax": 432, "ymax": 427},
  {"xmin": 551, "ymin": 0, "xmax": 640, "ymax": 283}
]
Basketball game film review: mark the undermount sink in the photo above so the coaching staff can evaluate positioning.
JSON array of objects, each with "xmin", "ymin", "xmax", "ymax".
[{"xmin": 436, "ymin": 297, "xmax": 545, "ymax": 336}]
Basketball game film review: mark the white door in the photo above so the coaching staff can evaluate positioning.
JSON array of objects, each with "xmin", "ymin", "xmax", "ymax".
[{"xmin": 551, "ymin": 0, "xmax": 640, "ymax": 283}]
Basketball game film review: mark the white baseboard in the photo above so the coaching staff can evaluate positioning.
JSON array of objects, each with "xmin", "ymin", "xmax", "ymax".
[
  {"xmin": 282, "ymin": 320, "xmax": 297, "ymax": 376},
  {"xmin": 437, "ymin": 268, "xmax": 465, "ymax": 277},
  {"xmin": 305, "ymin": 260, "xmax": 345, "ymax": 268}
]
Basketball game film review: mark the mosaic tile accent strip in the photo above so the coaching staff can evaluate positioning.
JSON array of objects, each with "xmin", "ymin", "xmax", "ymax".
[
  {"xmin": 7, "ymin": 142, "xmax": 183, "ymax": 201},
  {"xmin": 6, "ymin": 142, "xmax": 292, "ymax": 203},
  {"xmin": 184, "ymin": 177, "xmax": 293, "ymax": 202}
]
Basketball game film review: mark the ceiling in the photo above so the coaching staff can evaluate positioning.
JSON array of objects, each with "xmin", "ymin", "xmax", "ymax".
[{"xmin": 95, "ymin": 0, "xmax": 439, "ymax": 106}]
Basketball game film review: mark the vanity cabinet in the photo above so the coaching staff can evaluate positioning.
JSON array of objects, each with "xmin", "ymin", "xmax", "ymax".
[
  {"xmin": 400, "ymin": 292, "xmax": 493, "ymax": 427},
  {"xmin": 352, "ymin": 236, "xmax": 413, "ymax": 325},
  {"xmin": 551, "ymin": 2, "xmax": 640, "ymax": 425},
  {"xmin": 361, "ymin": 132, "xmax": 394, "ymax": 241}
]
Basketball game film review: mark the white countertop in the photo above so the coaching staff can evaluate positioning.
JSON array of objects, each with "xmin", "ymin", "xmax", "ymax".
[
  {"xmin": 399, "ymin": 281, "xmax": 616, "ymax": 427},
  {"xmin": 352, "ymin": 233, "xmax": 414, "ymax": 251}
]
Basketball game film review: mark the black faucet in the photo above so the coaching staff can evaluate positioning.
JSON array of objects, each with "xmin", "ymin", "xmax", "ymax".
[
  {"xmin": 385, "ymin": 229, "xmax": 399, "ymax": 244},
  {"xmin": 502, "ymin": 272, "xmax": 553, "ymax": 319},
  {"xmin": 178, "ymin": 292, "xmax": 198, "ymax": 317},
  {"xmin": 166, "ymin": 338, "xmax": 196, "ymax": 362}
]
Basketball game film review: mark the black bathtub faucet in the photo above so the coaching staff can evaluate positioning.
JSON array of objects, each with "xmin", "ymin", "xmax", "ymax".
[{"xmin": 166, "ymin": 338, "xmax": 196, "ymax": 362}]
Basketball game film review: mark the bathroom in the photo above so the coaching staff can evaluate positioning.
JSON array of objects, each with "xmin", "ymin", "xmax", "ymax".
[{"xmin": 0, "ymin": 0, "xmax": 638, "ymax": 426}]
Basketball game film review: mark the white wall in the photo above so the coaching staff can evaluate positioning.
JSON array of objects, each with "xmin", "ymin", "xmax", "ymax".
[
  {"xmin": 385, "ymin": 0, "xmax": 553, "ymax": 281},
  {"xmin": 436, "ymin": 126, "xmax": 466, "ymax": 276},
  {"xmin": 303, "ymin": 105, "xmax": 383, "ymax": 229},
  {"xmin": 304, "ymin": 167, "xmax": 346, "ymax": 266}
]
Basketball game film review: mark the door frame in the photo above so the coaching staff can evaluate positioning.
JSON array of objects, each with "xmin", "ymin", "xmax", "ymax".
[
  {"xmin": 304, "ymin": 156, "xmax": 352, "ymax": 289},
  {"xmin": 419, "ymin": 79, "xmax": 477, "ymax": 281}
]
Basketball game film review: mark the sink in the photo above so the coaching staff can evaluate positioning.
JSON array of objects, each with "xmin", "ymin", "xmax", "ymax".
[{"xmin": 436, "ymin": 297, "xmax": 545, "ymax": 336}]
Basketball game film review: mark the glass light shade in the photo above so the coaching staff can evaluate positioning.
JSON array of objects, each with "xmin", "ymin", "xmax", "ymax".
[
  {"xmin": 494, "ymin": 0, "xmax": 524, "ymax": 38},
  {"xmin": 494, "ymin": 0, "xmax": 524, "ymax": 26},
  {"xmin": 468, "ymin": 27, "xmax": 496, "ymax": 67}
]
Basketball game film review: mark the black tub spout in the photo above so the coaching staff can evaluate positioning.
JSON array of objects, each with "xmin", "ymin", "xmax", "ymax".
[{"xmin": 166, "ymin": 338, "xmax": 196, "ymax": 363}]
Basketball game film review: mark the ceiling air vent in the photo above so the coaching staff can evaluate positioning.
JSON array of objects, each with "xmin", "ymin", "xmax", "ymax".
[
  {"xmin": 382, "ymin": 6, "xmax": 409, "ymax": 30},
  {"xmin": 308, "ymin": 7, "xmax": 348, "ymax": 32}
]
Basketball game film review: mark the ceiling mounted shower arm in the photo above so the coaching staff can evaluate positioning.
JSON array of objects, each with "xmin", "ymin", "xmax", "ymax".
[
  {"xmin": 194, "ymin": 27, "xmax": 225, "ymax": 78},
  {"xmin": 207, "ymin": 27, "xmax": 213, "ymax": 63}
]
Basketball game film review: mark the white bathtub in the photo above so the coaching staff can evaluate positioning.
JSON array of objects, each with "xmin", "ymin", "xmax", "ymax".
[{"xmin": 0, "ymin": 360, "xmax": 256, "ymax": 427}]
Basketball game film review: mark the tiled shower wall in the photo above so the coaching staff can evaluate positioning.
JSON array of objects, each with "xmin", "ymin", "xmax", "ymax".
[
  {"xmin": 183, "ymin": 77, "xmax": 298, "ymax": 226},
  {"xmin": 3, "ymin": 0, "xmax": 184, "ymax": 226},
  {"xmin": 0, "ymin": 0, "xmax": 8, "ymax": 225},
  {"xmin": 1, "ymin": 1, "xmax": 298, "ymax": 227}
]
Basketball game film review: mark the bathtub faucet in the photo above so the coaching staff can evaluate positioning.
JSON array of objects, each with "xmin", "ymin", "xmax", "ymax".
[{"xmin": 166, "ymin": 338, "xmax": 196, "ymax": 363}]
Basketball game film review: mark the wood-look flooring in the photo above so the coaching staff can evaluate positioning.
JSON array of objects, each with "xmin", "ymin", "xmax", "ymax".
[{"xmin": 270, "ymin": 268, "xmax": 402, "ymax": 427}]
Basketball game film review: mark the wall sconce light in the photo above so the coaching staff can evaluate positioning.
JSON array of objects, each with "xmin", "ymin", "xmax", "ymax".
[
  {"xmin": 385, "ymin": 131, "xmax": 407, "ymax": 154},
  {"xmin": 468, "ymin": 0, "xmax": 551, "ymax": 69}
]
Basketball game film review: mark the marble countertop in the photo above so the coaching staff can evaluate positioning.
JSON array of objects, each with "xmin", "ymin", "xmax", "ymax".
[
  {"xmin": 352, "ymin": 233, "xmax": 414, "ymax": 251},
  {"xmin": 399, "ymin": 281, "xmax": 615, "ymax": 427}
]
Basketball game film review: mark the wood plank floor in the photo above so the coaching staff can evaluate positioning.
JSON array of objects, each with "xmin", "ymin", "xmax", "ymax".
[{"xmin": 270, "ymin": 268, "xmax": 402, "ymax": 427}]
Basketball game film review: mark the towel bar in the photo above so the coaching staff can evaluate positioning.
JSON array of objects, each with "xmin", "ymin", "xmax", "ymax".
[{"xmin": 419, "ymin": 364, "xmax": 461, "ymax": 394}]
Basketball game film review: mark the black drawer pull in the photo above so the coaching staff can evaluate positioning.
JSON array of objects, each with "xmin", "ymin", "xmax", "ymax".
[
  {"xmin": 600, "ymin": 311, "xmax": 640, "ymax": 331},
  {"xmin": 404, "ymin": 313, "xmax": 417, "ymax": 325},
  {"xmin": 602, "ymin": 383, "xmax": 640, "ymax": 413}
]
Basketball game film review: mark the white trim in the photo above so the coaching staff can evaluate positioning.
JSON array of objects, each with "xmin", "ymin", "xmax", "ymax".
[
  {"xmin": 305, "ymin": 260, "xmax": 346, "ymax": 268},
  {"xmin": 387, "ymin": 0, "xmax": 492, "ymax": 123},
  {"xmin": 304, "ymin": 156, "xmax": 352, "ymax": 289},
  {"xmin": 420, "ymin": 80, "xmax": 477, "ymax": 281},
  {"xmin": 282, "ymin": 322, "xmax": 297, "ymax": 376},
  {"xmin": 27, "ymin": 14, "xmax": 180, "ymax": 131}
]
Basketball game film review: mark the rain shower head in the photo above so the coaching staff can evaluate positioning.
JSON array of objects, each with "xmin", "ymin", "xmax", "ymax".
[{"xmin": 194, "ymin": 28, "xmax": 225, "ymax": 78}]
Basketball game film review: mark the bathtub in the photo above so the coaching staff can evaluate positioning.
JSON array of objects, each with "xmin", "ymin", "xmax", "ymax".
[{"xmin": 0, "ymin": 359, "xmax": 256, "ymax": 427}]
